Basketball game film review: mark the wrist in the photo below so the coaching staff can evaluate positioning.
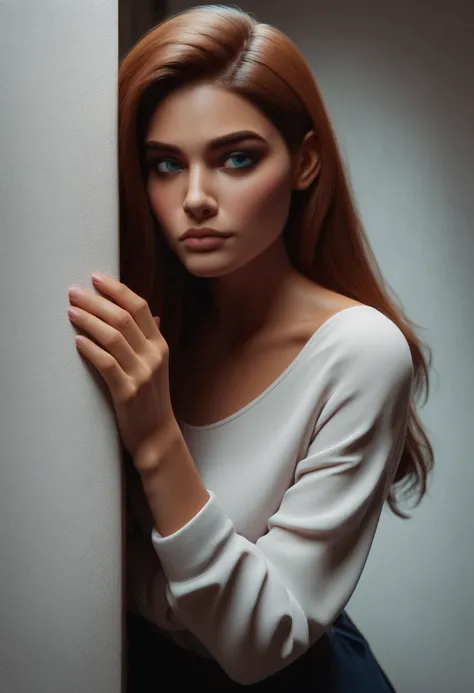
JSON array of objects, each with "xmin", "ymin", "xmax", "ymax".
[
  {"xmin": 133, "ymin": 419, "xmax": 181, "ymax": 476},
  {"xmin": 133, "ymin": 423, "xmax": 210, "ymax": 538}
]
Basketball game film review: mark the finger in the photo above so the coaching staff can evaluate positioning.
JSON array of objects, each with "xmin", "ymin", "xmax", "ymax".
[
  {"xmin": 69, "ymin": 307, "xmax": 137, "ymax": 375},
  {"xmin": 70, "ymin": 289, "xmax": 148, "ymax": 356},
  {"xmin": 74, "ymin": 333, "xmax": 127, "ymax": 395},
  {"xmin": 92, "ymin": 275, "xmax": 158, "ymax": 341}
]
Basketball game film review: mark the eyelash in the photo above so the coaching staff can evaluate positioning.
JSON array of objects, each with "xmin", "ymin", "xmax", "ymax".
[{"xmin": 147, "ymin": 151, "xmax": 262, "ymax": 176}]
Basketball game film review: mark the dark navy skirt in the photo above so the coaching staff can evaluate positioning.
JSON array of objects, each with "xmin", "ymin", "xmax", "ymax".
[{"xmin": 126, "ymin": 610, "xmax": 397, "ymax": 692}]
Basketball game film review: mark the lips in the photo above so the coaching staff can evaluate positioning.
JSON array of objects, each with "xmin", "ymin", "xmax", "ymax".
[{"xmin": 180, "ymin": 228, "xmax": 232, "ymax": 240}]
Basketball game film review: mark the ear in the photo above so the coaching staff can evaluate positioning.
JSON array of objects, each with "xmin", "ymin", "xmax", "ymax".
[{"xmin": 292, "ymin": 130, "xmax": 320, "ymax": 191}]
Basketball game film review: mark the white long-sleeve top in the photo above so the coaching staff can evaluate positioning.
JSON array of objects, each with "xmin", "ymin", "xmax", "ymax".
[{"xmin": 130, "ymin": 305, "xmax": 414, "ymax": 685}]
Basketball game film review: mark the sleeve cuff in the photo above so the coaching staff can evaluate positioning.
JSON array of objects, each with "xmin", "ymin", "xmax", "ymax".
[{"xmin": 150, "ymin": 490, "xmax": 236, "ymax": 583}]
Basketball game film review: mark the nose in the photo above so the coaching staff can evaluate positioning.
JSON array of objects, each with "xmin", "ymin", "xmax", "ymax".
[{"xmin": 183, "ymin": 166, "xmax": 217, "ymax": 222}]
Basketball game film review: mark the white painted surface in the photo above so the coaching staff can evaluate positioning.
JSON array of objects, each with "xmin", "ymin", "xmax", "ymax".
[{"xmin": 0, "ymin": 1, "xmax": 122, "ymax": 692}]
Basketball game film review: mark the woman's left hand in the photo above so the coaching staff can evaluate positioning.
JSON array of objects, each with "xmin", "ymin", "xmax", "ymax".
[{"xmin": 67, "ymin": 272, "xmax": 176, "ymax": 472}]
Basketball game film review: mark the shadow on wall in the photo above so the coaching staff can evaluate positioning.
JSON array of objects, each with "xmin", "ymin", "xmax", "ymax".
[{"xmin": 119, "ymin": 0, "xmax": 167, "ymax": 59}]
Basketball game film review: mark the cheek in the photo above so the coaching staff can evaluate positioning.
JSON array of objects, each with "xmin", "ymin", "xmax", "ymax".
[
  {"xmin": 232, "ymin": 169, "xmax": 292, "ymax": 227},
  {"xmin": 147, "ymin": 182, "xmax": 176, "ymax": 227}
]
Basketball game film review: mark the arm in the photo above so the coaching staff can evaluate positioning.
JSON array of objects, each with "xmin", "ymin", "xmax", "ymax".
[
  {"xmin": 126, "ymin": 465, "xmax": 154, "ymax": 536},
  {"xmin": 126, "ymin": 530, "xmax": 187, "ymax": 631},
  {"xmin": 142, "ymin": 319, "xmax": 414, "ymax": 685},
  {"xmin": 125, "ymin": 466, "xmax": 188, "ymax": 630}
]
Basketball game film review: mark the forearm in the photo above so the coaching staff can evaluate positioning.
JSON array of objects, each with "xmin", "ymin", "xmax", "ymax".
[
  {"xmin": 126, "ymin": 530, "xmax": 160, "ymax": 614},
  {"xmin": 126, "ymin": 468, "xmax": 154, "ymax": 536},
  {"xmin": 135, "ymin": 421, "xmax": 210, "ymax": 538}
]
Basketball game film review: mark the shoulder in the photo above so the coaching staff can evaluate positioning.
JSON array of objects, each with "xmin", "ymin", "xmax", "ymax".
[
  {"xmin": 294, "ymin": 282, "xmax": 413, "ymax": 380},
  {"xmin": 321, "ymin": 303, "xmax": 414, "ymax": 388},
  {"xmin": 299, "ymin": 285, "xmax": 406, "ymax": 353}
]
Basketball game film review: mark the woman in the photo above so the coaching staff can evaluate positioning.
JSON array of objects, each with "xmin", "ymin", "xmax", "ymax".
[{"xmin": 114, "ymin": 4, "xmax": 433, "ymax": 691}]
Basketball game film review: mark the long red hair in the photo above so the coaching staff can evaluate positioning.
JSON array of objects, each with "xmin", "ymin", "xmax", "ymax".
[{"xmin": 119, "ymin": 5, "xmax": 434, "ymax": 519}]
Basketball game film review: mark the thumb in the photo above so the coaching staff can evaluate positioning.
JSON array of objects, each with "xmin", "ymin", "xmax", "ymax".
[{"xmin": 154, "ymin": 316, "xmax": 161, "ymax": 328}]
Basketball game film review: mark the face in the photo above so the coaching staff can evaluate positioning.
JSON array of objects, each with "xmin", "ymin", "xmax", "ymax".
[{"xmin": 144, "ymin": 82, "xmax": 303, "ymax": 279}]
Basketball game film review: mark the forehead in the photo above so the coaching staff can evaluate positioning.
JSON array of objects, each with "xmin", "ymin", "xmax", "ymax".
[{"xmin": 146, "ymin": 82, "xmax": 278, "ymax": 144}]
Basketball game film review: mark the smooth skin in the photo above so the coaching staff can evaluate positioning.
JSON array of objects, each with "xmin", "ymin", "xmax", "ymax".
[
  {"xmin": 144, "ymin": 81, "xmax": 321, "ymax": 345},
  {"xmin": 67, "ymin": 274, "xmax": 177, "ymax": 472}
]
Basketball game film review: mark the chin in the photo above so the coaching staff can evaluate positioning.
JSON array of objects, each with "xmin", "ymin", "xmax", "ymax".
[
  {"xmin": 185, "ymin": 264, "xmax": 233, "ymax": 279},
  {"xmin": 179, "ymin": 254, "xmax": 243, "ymax": 279}
]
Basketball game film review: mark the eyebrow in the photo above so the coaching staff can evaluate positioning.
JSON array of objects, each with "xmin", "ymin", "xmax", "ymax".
[{"xmin": 144, "ymin": 130, "xmax": 268, "ymax": 154}]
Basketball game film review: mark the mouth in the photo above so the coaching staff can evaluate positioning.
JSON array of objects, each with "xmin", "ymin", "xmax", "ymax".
[
  {"xmin": 181, "ymin": 235, "xmax": 233, "ymax": 251},
  {"xmin": 180, "ymin": 228, "xmax": 233, "ymax": 241}
]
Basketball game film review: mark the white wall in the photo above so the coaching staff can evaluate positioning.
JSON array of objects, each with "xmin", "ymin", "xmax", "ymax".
[
  {"xmin": 164, "ymin": 2, "xmax": 473, "ymax": 692},
  {"xmin": 0, "ymin": 2, "xmax": 122, "ymax": 692}
]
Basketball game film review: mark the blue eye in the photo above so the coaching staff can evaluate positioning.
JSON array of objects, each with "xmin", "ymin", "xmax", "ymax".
[
  {"xmin": 148, "ymin": 152, "xmax": 259, "ymax": 176},
  {"xmin": 155, "ymin": 159, "xmax": 182, "ymax": 174},
  {"xmin": 225, "ymin": 153, "xmax": 254, "ymax": 169}
]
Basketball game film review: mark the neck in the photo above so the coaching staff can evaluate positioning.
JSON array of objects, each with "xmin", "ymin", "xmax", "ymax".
[{"xmin": 204, "ymin": 237, "xmax": 303, "ymax": 345}]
